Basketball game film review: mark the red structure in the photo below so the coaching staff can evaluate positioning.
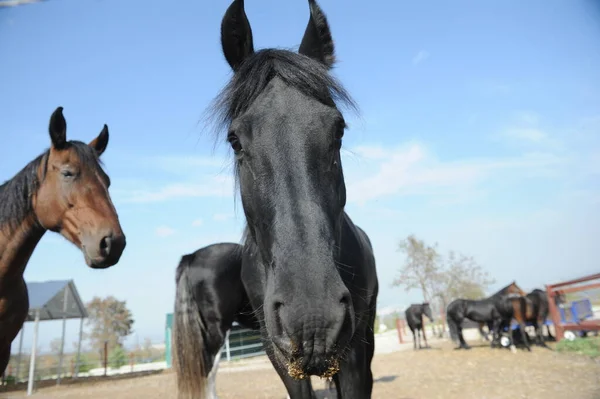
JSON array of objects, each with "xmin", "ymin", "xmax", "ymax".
[
  {"xmin": 546, "ymin": 272, "xmax": 600, "ymax": 341},
  {"xmin": 396, "ymin": 318, "xmax": 405, "ymax": 344}
]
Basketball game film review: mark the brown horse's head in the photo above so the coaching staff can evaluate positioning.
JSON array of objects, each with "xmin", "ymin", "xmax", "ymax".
[
  {"xmin": 506, "ymin": 280, "xmax": 527, "ymax": 297},
  {"xmin": 33, "ymin": 107, "xmax": 126, "ymax": 269}
]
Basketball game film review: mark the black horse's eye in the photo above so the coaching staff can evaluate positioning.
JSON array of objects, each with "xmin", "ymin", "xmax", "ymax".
[
  {"xmin": 333, "ymin": 120, "xmax": 345, "ymax": 151},
  {"xmin": 61, "ymin": 170, "xmax": 74, "ymax": 178},
  {"xmin": 227, "ymin": 133, "xmax": 243, "ymax": 153}
]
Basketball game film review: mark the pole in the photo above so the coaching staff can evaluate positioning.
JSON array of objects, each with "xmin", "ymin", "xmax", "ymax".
[
  {"xmin": 74, "ymin": 317, "xmax": 84, "ymax": 378},
  {"xmin": 27, "ymin": 310, "xmax": 40, "ymax": 396},
  {"xmin": 546, "ymin": 285, "xmax": 564, "ymax": 341},
  {"xmin": 225, "ymin": 330, "xmax": 231, "ymax": 362},
  {"xmin": 57, "ymin": 286, "xmax": 69, "ymax": 385},
  {"xmin": 396, "ymin": 318, "xmax": 404, "ymax": 344},
  {"xmin": 103, "ymin": 341, "xmax": 108, "ymax": 376},
  {"xmin": 16, "ymin": 325, "xmax": 25, "ymax": 381}
]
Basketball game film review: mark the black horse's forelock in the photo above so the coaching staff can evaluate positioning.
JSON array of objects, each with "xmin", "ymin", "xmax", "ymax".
[
  {"xmin": 208, "ymin": 48, "xmax": 358, "ymax": 140},
  {"xmin": 0, "ymin": 141, "xmax": 103, "ymax": 231}
]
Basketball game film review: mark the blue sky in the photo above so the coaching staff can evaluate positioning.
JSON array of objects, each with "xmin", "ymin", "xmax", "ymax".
[{"xmin": 1, "ymin": 0, "xmax": 599, "ymax": 352}]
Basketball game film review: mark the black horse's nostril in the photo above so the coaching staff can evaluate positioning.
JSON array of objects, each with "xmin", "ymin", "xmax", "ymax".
[{"xmin": 99, "ymin": 236, "xmax": 112, "ymax": 258}]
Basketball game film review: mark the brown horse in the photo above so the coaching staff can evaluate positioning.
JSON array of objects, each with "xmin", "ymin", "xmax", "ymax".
[{"xmin": 0, "ymin": 107, "xmax": 126, "ymax": 375}]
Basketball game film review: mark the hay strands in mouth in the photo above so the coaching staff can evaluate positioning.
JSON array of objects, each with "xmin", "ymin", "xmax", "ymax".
[{"xmin": 286, "ymin": 357, "xmax": 340, "ymax": 381}]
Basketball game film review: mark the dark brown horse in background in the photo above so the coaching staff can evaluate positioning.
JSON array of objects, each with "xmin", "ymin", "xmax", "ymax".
[
  {"xmin": 0, "ymin": 107, "xmax": 126, "ymax": 375},
  {"xmin": 496, "ymin": 288, "xmax": 557, "ymax": 351}
]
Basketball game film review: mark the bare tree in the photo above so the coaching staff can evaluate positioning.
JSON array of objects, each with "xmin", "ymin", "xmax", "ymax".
[{"xmin": 392, "ymin": 234, "xmax": 442, "ymax": 303}]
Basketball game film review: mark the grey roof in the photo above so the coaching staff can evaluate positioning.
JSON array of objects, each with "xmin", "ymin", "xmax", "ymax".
[{"xmin": 26, "ymin": 280, "xmax": 88, "ymax": 321}]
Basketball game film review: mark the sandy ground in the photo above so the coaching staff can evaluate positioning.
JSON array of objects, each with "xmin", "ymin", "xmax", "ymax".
[{"xmin": 2, "ymin": 340, "xmax": 599, "ymax": 399}]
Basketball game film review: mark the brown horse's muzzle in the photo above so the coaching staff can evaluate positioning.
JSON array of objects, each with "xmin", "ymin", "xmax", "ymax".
[{"xmin": 81, "ymin": 230, "xmax": 126, "ymax": 269}]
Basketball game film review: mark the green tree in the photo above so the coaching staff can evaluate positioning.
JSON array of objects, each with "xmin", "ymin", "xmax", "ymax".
[
  {"xmin": 109, "ymin": 345, "xmax": 128, "ymax": 369},
  {"xmin": 86, "ymin": 296, "xmax": 134, "ymax": 353}
]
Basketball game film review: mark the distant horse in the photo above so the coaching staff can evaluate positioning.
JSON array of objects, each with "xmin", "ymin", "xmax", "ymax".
[
  {"xmin": 405, "ymin": 303, "xmax": 434, "ymax": 350},
  {"xmin": 173, "ymin": 242, "xmax": 258, "ymax": 399},
  {"xmin": 0, "ymin": 107, "xmax": 126, "ymax": 375},
  {"xmin": 475, "ymin": 284, "xmax": 528, "ymax": 341},
  {"xmin": 174, "ymin": 1, "xmax": 379, "ymax": 398},
  {"xmin": 446, "ymin": 282, "xmax": 525, "ymax": 350}
]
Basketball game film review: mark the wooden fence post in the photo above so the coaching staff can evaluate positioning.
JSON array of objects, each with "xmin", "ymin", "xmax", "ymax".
[
  {"xmin": 396, "ymin": 318, "xmax": 404, "ymax": 344},
  {"xmin": 103, "ymin": 341, "xmax": 108, "ymax": 376}
]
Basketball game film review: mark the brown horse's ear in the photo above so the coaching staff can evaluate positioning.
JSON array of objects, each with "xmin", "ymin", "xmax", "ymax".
[
  {"xmin": 298, "ymin": 0, "xmax": 335, "ymax": 69},
  {"xmin": 49, "ymin": 106, "xmax": 67, "ymax": 149},
  {"xmin": 89, "ymin": 124, "xmax": 109, "ymax": 157}
]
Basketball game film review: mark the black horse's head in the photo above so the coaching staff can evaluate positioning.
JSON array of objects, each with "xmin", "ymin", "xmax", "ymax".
[
  {"xmin": 422, "ymin": 302, "xmax": 434, "ymax": 322},
  {"xmin": 214, "ymin": 0, "xmax": 357, "ymax": 378}
]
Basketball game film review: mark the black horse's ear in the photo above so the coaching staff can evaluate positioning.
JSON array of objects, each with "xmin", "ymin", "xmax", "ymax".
[
  {"xmin": 49, "ymin": 106, "xmax": 67, "ymax": 149},
  {"xmin": 89, "ymin": 124, "xmax": 109, "ymax": 157},
  {"xmin": 221, "ymin": 0, "xmax": 255, "ymax": 71},
  {"xmin": 298, "ymin": 0, "xmax": 335, "ymax": 69}
]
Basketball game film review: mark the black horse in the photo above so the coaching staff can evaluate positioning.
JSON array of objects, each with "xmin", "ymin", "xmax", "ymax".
[
  {"xmin": 405, "ymin": 303, "xmax": 434, "ymax": 350},
  {"xmin": 173, "ymin": 242, "xmax": 259, "ymax": 398},
  {"xmin": 446, "ymin": 282, "xmax": 526, "ymax": 350},
  {"xmin": 174, "ymin": 1, "xmax": 379, "ymax": 398}
]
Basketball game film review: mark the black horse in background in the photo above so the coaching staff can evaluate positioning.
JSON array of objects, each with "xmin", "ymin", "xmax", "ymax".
[
  {"xmin": 173, "ymin": 242, "xmax": 259, "ymax": 399},
  {"xmin": 446, "ymin": 282, "xmax": 526, "ymax": 350},
  {"xmin": 174, "ymin": 1, "xmax": 379, "ymax": 398},
  {"xmin": 405, "ymin": 303, "xmax": 434, "ymax": 350}
]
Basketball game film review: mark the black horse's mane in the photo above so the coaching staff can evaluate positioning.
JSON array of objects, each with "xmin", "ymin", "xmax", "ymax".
[
  {"xmin": 209, "ymin": 48, "xmax": 357, "ymax": 138},
  {"xmin": 0, "ymin": 141, "xmax": 101, "ymax": 230}
]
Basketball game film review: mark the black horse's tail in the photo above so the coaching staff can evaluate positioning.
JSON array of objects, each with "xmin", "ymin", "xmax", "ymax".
[
  {"xmin": 446, "ymin": 305, "xmax": 460, "ymax": 343},
  {"xmin": 173, "ymin": 255, "xmax": 207, "ymax": 399}
]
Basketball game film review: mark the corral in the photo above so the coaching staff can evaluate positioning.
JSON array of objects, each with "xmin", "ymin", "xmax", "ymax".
[{"xmin": 3, "ymin": 332, "xmax": 600, "ymax": 399}]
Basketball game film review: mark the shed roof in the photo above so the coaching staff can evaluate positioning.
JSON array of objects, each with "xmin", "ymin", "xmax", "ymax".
[{"xmin": 26, "ymin": 280, "xmax": 88, "ymax": 321}]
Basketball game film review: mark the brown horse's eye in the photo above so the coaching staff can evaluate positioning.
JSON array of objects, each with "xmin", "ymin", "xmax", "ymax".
[{"xmin": 61, "ymin": 170, "xmax": 75, "ymax": 178}]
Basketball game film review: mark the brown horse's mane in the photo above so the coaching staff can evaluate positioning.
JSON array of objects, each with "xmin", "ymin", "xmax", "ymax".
[{"xmin": 0, "ymin": 141, "xmax": 102, "ymax": 231}]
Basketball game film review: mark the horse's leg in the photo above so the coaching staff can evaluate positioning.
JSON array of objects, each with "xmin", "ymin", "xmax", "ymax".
[
  {"xmin": 205, "ymin": 346, "xmax": 222, "ymax": 399},
  {"xmin": 534, "ymin": 318, "xmax": 545, "ymax": 347},
  {"xmin": 264, "ymin": 345, "xmax": 315, "ymax": 399},
  {"xmin": 517, "ymin": 319, "xmax": 531, "ymax": 352},
  {"xmin": 410, "ymin": 327, "xmax": 416, "ymax": 350},
  {"xmin": 457, "ymin": 324, "xmax": 471, "ymax": 350},
  {"xmin": 490, "ymin": 319, "xmax": 499, "ymax": 348},
  {"xmin": 422, "ymin": 326, "xmax": 429, "ymax": 348},
  {"xmin": 335, "ymin": 340, "xmax": 373, "ymax": 399},
  {"xmin": 546, "ymin": 324, "xmax": 555, "ymax": 341},
  {"xmin": 478, "ymin": 322, "xmax": 490, "ymax": 341},
  {"xmin": 0, "ymin": 343, "xmax": 11, "ymax": 377}
]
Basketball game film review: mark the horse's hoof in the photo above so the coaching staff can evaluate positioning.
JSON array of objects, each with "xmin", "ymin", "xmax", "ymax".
[{"xmin": 510, "ymin": 345, "xmax": 517, "ymax": 353}]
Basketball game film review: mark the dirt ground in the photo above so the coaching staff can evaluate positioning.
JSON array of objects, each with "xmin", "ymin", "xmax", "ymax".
[{"xmin": 2, "ymin": 342, "xmax": 600, "ymax": 399}]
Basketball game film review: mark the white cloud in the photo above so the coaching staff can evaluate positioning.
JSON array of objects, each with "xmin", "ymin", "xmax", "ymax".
[
  {"xmin": 514, "ymin": 111, "xmax": 540, "ymax": 125},
  {"xmin": 145, "ymin": 155, "xmax": 230, "ymax": 173},
  {"xmin": 213, "ymin": 213, "xmax": 234, "ymax": 221},
  {"xmin": 155, "ymin": 226, "xmax": 176, "ymax": 237},
  {"xmin": 191, "ymin": 219, "xmax": 203, "ymax": 227},
  {"xmin": 352, "ymin": 145, "xmax": 389, "ymax": 160},
  {"xmin": 502, "ymin": 128, "xmax": 548, "ymax": 143},
  {"xmin": 412, "ymin": 50, "xmax": 430, "ymax": 66},
  {"xmin": 345, "ymin": 143, "xmax": 565, "ymax": 205},
  {"xmin": 117, "ymin": 175, "xmax": 235, "ymax": 203}
]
